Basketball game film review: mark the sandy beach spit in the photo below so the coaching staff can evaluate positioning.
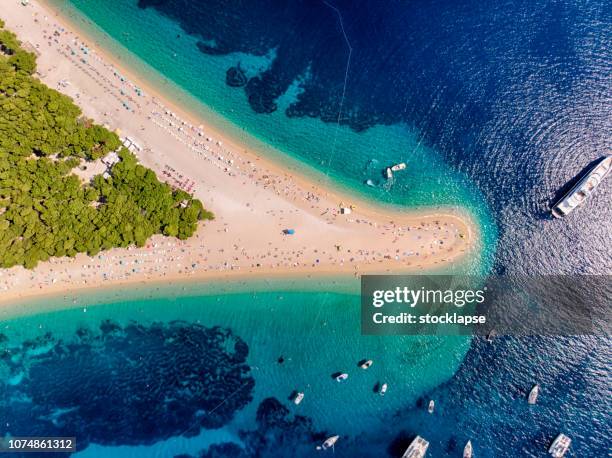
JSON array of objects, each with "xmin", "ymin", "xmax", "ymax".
[{"xmin": 0, "ymin": 0, "xmax": 479, "ymax": 306}]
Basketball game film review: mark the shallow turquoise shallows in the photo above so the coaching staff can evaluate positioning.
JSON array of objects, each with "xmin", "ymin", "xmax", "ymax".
[
  {"xmin": 47, "ymin": 0, "xmax": 496, "ymax": 268},
  {"xmin": 3, "ymin": 279, "xmax": 470, "ymax": 457},
  {"xmin": 1, "ymin": 1, "xmax": 499, "ymax": 456}
]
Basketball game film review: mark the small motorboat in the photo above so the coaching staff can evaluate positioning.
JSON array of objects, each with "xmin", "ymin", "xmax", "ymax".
[
  {"xmin": 317, "ymin": 435, "xmax": 340, "ymax": 451},
  {"xmin": 335, "ymin": 373, "xmax": 349, "ymax": 382},
  {"xmin": 360, "ymin": 359, "xmax": 373, "ymax": 369},
  {"xmin": 486, "ymin": 329, "xmax": 496, "ymax": 342},
  {"xmin": 380, "ymin": 383, "xmax": 388, "ymax": 396},
  {"xmin": 463, "ymin": 440, "xmax": 473, "ymax": 458},
  {"xmin": 391, "ymin": 162, "xmax": 407, "ymax": 172},
  {"xmin": 427, "ymin": 400, "xmax": 435, "ymax": 414},
  {"xmin": 528, "ymin": 384, "xmax": 540, "ymax": 405},
  {"xmin": 293, "ymin": 392, "xmax": 304, "ymax": 405}
]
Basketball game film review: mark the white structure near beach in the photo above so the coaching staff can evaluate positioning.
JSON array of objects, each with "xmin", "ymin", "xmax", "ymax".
[
  {"xmin": 122, "ymin": 136, "xmax": 142, "ymax": 152},
  {"xmin": 102, "ymin": 151, "xmax": 121, "ymax": 167}
]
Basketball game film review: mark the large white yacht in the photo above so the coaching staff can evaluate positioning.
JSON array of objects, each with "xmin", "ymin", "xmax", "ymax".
[{"xmin": 552, "ymin": 155, "xmax": 612, "ymax": 217}]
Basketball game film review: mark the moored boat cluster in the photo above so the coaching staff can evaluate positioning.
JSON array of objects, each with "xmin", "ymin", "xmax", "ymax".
[{"xmin": 306, "ymin": 372, "xmax": 570, "ymax": 457}]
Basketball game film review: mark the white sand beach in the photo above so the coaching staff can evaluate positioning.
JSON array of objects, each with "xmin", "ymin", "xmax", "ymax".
[{"xmin": 0, "ymin": 0, "xmax": 479, "ymax": 305}]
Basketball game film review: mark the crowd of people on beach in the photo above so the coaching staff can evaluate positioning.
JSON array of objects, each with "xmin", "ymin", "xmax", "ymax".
[{"xmin": 0, "ymin": 8, "xmax": 470, "ymax": 299}]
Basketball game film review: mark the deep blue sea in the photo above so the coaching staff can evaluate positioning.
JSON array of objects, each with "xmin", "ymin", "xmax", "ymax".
[{"xmin": 2, "ymin": 0, "xmax": 611, "ymax": 456}]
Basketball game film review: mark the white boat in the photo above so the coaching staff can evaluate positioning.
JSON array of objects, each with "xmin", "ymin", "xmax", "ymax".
[
  {"xmin": 552, "ymin": 155, "xmax": 612, "ymax": 218},
  {"xmin": 380, "ymin": 383, "xmax": 388, "ymax": 396},
  {"xmin": 486, "ymin": 329, "xmax": 496, "ymax": 342},
  {"xmin": 428, "ymin": 400, "xmax": 435, "ymax": 413},
  {"xmin": 463, "ymin": 440, "xmax": 473, "ymax": 458},
  {"xmin": 294, "ymin": 392, "xmax": 304, "ymax": 405},
  {"xmin": 402, "ymin": 435, "xmax": 429, "ymax": 458},
  {"xmin": 360, "ymin": 359, "xmax": 373, "ymax": 369},
  {"xmin": 548, "ymin": 433, "xmax": 571, "ymax": 458},
  {"xmin": 391, "ymin": 162, "xmax": 407, "ymax": 172},
  {"xmin": 317, "ymin": 435, "xmax": 340, "ymax": 451},
  {"xmin": 386, "ymin": 167, "xmax": 393, "ymax": 179},
  {"xmin": 528, "ymin": 384, "xmax": 539, "ymax": 405},
  {"xmin": 335, "ymin": 373, "xmax": 349, "ymax": 382}
]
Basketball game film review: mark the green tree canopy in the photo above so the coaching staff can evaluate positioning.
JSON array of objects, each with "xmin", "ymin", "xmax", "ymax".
[{"xmin": 0, "ymin": 22, "xmax": 212, "ymax": 269}]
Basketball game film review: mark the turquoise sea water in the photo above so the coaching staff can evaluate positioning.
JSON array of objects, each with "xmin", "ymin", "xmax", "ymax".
[
  {"xmin": 6, "ymin": 0, "xmax": 611, "ymax": 456},
  {"xmin": 2, "ymin": 284, "xmax": 469, "ymax": 446},
  {"xmin": 13, "ymin": 5, "xmax": 492, "ymax": 450},
  {"xmin": 2, "ymin": 279, "xmax": 471, "ymax": 457},
  {"xmin": 45, "ymin": 0, "xmax": 497, "ymax": 263},
  {"xmin": 2, "ymin": 2, "xmax": 495, "ymax": 453}
]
